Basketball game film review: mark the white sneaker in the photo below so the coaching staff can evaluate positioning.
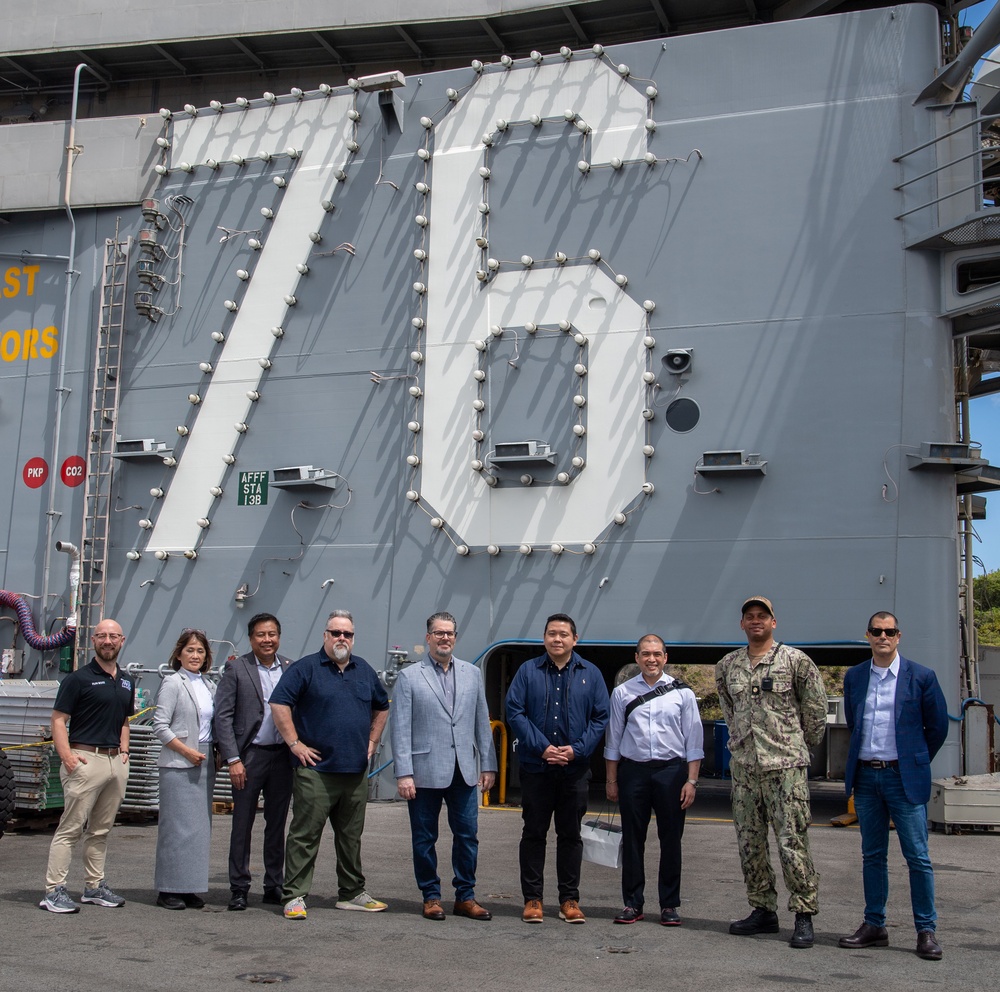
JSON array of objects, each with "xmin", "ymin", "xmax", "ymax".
[
  {"xmin": 40, "ymin": 886, "xmax": 80, "ymax": 913},
  {"xmin": 283, "ymin": 896, "xmax": 307, "ymax": 920},
  {"xmin": 335, "ymin": 890, "xmax": 387, "ymax": 912}
]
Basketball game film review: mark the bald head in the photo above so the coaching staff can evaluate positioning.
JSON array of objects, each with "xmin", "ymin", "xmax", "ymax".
[{"xmin": 92, "ymin": 619, "xmax": 125, "ymax": 665}]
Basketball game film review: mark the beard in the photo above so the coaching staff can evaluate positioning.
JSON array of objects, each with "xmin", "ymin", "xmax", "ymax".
[
  {"xmin": 95, "ymin": 641, "xmax": 122, "ymax": 664},
  {"xmin": 331, "ymin": 642, "xmax": 351, "ymax": 663}
]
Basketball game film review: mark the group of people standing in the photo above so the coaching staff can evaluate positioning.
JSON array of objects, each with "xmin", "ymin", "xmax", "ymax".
[{"xmin": 36, "ymin": 598, "xmax": 950, "ymax": 963}]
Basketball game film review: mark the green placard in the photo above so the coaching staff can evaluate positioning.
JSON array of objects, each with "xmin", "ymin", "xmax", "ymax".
[{"xmin": 238, "ymin": 471, "xmax": 268, "ymax": 506}]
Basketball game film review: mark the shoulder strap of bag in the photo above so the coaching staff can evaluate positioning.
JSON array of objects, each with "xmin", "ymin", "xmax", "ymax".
[{"xmin": 623, "ymin": 679, "xmax": 692, "ymax": 723}]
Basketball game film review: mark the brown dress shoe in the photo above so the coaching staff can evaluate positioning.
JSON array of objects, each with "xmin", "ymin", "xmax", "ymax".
[
  {"xmin": 559, "ymin": 899, "xmax": 586, "ymax": 924},
  {"xmin": 522, "ymin": 899, "xmax": 543, "ymax": 923},
  {"xmin": 839, "ymin": 923, "xmax": 889, "ymax": 948},
  {"xmin": 916, "ymin": 930, "xmax": 942, "ymax": 960},
  {"xmin": 423, "ymin": 899, "xmax": 446, "ymax": 921},
  {"xmin": 453, "ymin": 899, "xmax": 492, "ymax": 920}
]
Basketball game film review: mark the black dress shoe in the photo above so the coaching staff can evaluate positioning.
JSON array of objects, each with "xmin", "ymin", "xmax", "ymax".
[
  {"xmin": 789, "ymin": 913, "xmax": 814, "ymax": 948},
  {"xmin": 729, "ymin": 907, "xmax": 780, "ymax": 936},
  {"xmin": 262, "ymin": 889, "xmax": 283, "ymax": 905},
  {"xmin": 156, "ymin": 892, "xmax": 186, "ymax": 911},
  {"xmin": 180, "ymin": 893, "xmax": 205, "ymax": 909},
  {"xmin": 839, "ymin": 923, "xmax": 889, "ymax": 948},
  {"xmin": 916, "ymin": 930, "xmax": 943, "ymax": 960},
  {"xmin": 227, "ymin": 891, "xmax": 248, "ymax": 912}
]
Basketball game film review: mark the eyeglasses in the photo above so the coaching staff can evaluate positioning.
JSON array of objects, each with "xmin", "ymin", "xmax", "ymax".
[
  {"xmin": 325, "ymin": 628, "xmax": 355, "ymax": 638},
  {"xmin": 429, "ymin": 630, "xmax": 456, "ymax": 639},
  {"xmin": 867, "ymin": 627, "xmax": 899, "ymax": 638},
  {"xmin": 181, "ymin": 627, "xmax": 206, "ymax": 637},
  {"xmin": 94, "ymin": 633, "xmax": 123, "ymax": 642}
]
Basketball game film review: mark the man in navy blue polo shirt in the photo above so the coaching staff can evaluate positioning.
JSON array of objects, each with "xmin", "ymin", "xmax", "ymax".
[{"xmin": 269, "ymin": 610, "xmax": 390, "ymax": 920}]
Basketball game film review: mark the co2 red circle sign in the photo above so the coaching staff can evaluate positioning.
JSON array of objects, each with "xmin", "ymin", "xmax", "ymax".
[
  {"xmin": 61, "ymin": 456, "xmax": 86, "ymax": 487},
  {"xmin": 23, "ymin": 456, "xmax": 49, "ymax": 488}
]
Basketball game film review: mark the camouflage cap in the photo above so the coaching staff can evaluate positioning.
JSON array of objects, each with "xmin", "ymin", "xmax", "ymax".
[{"xmin": 741, "ymin": 596, "xmax": 774, "ymax": 617}]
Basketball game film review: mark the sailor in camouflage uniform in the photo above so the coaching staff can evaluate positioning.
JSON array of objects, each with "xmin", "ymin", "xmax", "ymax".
[{"xmin": 715, "ymin": 596, "xmax": 827, "ymax": 949}]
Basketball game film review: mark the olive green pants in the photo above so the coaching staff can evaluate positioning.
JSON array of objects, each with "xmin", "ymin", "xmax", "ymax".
[{"xmin": 282, "ymin": 767, "xmax": 368, "ymax": 902}]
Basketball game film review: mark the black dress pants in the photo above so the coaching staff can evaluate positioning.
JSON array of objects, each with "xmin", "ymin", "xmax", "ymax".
[
  {"xmin": 228, "ymin": 743, "xmax": 293, "ymax": 894},
  {"xmin": 618, "ymin": 756, "xmax": 687, "ymax": 911},
  {"xmin": 518, "ymin": 764, "xmax": 591, "ymax": 903}
]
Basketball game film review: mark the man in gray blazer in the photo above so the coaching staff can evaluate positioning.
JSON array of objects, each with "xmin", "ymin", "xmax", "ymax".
[
  {"xmin": 213, "ymin": 613, "xmax": 294, "ymax": 911},
  {"xmin": 391, "ymin": 612, "xmax": 497, "ymax": 921}
]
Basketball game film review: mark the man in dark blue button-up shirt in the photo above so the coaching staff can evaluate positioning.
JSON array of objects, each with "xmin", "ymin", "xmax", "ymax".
[{"xmin": 506, "ymin": 613, "xmax": 609, "ymax": 925}]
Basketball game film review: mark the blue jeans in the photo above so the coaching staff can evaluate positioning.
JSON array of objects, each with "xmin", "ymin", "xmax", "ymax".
[
  {"xmin": 407, "ymin": 765, "xmax": 479, "ymax": 902},
  {"xmin": 852, "ymin": 764, "xmax": 936, "ymax": 933}
]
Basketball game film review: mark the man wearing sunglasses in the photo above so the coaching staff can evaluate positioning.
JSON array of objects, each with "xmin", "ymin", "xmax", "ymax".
[
  {"xmin": 390, "ymin": 612, "xmax": 497, "ymax": 921},
  {"xmin": 269, "ymin": 610, "xmax": 390, "ymax": 920},
  {"xmin": 839, "ymin": 612, "xmax": 949, "ymax": 961}
]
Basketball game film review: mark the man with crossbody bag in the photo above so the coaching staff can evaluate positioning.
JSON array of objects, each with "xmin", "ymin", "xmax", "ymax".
[{"xmin": 605, "ymin": 634, "xmax": 703, "ymax": 926}]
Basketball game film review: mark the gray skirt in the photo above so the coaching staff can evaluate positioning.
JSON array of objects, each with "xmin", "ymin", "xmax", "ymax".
[{"xmin": 154, "ymin": 750, "xmax": 215, "ymax": 893}]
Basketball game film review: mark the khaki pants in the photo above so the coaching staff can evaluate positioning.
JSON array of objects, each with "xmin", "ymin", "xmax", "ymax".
[{"xmin": 45, "ymin": 750, "xmax": 129, "ymax": 892}]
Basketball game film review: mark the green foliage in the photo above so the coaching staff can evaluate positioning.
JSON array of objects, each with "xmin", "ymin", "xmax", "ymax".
[
  {"xmin": 974, "ymin": 569, "xmax": 1000, "ymax": 646},
  {"xmin": 667, "ymin": 662, "xmax": 848, "ymax": 721}
]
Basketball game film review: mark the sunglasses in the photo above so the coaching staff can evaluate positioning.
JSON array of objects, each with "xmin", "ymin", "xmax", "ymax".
[
  {"xmin": 325, "ymin": 628, "xmax": 355, "ymax": 638},
  {"xmin": 867, "ymin": 627, "xmax": 899, "ymax": 638}
]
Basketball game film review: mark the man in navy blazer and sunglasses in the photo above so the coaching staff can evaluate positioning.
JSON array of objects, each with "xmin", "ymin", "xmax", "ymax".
[{"xmin": 839, "ymin": 611, "xmax": 949, "ymax": 961}]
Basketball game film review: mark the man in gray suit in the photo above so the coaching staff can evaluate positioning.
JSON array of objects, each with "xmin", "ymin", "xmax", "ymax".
[
  {"xmin": 391, "ymin": 611, "xmax": 497, "ymax": 921},
  {"xmin": 214, "ymin": 613, "xmax": 294, "ymax": 911}
]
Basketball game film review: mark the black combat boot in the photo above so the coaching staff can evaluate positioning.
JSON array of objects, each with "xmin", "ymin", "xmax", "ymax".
[{"xmin": 789, "ymin": 912, "xmax": 814, "ymax": 948}]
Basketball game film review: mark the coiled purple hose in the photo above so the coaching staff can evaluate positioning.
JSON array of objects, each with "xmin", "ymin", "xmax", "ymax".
[{"xmin": 0, "ymin": 591, "xmax": 76, "ymax": 650}]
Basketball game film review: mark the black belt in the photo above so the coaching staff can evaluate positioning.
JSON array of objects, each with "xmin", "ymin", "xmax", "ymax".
[
  {"xmin": 249, "ymin": 743, "xmax": 286, "ymax": 751},
  {"xmin": 859, "ymin": 759, "xmax": 898, "ymax": 769},
  {"xmin": 621, "ymin": 756, "xmax": 684, "ymax": 767}
]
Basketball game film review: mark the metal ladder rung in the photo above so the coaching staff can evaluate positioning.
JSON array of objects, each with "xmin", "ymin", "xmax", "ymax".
[{"xmin": 76, "ymin": 232, "xmax": 131, "ymax": 654}]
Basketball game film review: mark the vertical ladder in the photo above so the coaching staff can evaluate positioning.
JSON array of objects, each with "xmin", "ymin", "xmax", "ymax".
[{"xmin": 76, "ymin": 233, "xmax": 130, "ymax": 654}]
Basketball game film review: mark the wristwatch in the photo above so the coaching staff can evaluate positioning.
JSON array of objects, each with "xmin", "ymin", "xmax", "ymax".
[{"xmin": 687, "ymin": 779, "xmax": 698, "ymax": 788}]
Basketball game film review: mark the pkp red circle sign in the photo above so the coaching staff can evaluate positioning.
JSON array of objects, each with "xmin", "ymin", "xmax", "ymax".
[
  {"xmin": 60, "ymin": 455, "xmax": 86, "ymax": 487},
  {"xmin": 23, "ymin": 457, "xmax": 49, "ymax": 488}
]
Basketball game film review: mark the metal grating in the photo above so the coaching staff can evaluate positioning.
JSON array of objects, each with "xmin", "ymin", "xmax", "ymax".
[{"xmin": 0, "ymin": 681, "xmax": 61, "ymax": 810}]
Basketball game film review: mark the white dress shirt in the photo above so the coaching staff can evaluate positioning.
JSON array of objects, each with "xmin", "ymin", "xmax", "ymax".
[{"xmin": 187, "ymin": 672, "xmax": 215, "ymax": 744}]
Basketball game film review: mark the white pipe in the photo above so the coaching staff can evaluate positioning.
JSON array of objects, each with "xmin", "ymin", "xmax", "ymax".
[
  {"xmin": 40, "ymin": 63, "xmax": 103, "ymax": 628},
  {"xmin": 54, "ymin": 541, "xmax": 81, "ymax": 626}
]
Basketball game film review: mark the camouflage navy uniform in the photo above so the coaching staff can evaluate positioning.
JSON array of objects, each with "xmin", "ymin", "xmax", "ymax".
[{"xmin": 715, "ymin": 643, "xmax": 827, "ymax": 915}]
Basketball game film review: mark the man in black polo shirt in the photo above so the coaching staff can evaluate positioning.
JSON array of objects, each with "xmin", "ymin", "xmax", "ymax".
[
  {"xmin": 269, "ymin": 609, "xmax": 390, "ymax": 921},
  {"xmin": 40, "ymin": 619, "xmax": 134, "ymax": 913}
]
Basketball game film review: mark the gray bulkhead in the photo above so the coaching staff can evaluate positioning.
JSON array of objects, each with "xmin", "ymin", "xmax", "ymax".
[{"xmin": 0, "ymin": 7, "xmax": 968, "ymax": 780}]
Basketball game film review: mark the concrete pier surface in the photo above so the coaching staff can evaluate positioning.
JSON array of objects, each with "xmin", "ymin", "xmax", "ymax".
[{"xmin": 1, "ymin": 786, "xmax": 997, "ymax": 992}]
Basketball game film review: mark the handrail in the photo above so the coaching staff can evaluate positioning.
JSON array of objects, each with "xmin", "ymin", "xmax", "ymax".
[
  {"xmin": 893, "ymin": 108, "xmax": 1000, "ymax": 222},
  {"xmin": 483, "ymin": 720, "xmax": 507, "ymax": 807}
]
